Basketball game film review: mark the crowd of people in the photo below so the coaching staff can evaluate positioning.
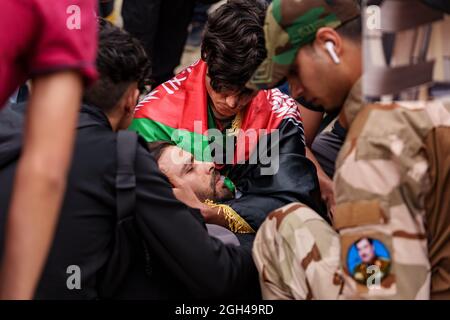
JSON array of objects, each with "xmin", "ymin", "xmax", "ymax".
[{"xmin": 0, "ymin": 0, "xmax": 449, "ymax": 300}]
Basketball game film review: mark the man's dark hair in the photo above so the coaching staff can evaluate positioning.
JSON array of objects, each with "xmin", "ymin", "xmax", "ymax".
[
  {"xmin": 148, "ymin": 141, "xmax": 176, "ymax": 162},
  {"xmin": 83, "ymin": 19, "xmax": 151, "ymax": 113},
  {"xmin": 201, "ymin": 0, "xmax": 268, "ymax": 94},
  {"xmin": 336, "ymin": 16, "xmax": 362, "ymax": 42},
  {"xmin": 356, "ymin": 237, "xmax": 374, "ymax": 247},
  {"xmin": 334, "ymin": 1, "xmax": 362, "ymax": 41}
]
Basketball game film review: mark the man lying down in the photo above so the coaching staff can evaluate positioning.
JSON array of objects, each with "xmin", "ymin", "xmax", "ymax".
[{"xmin": 149, "ymin": 141, "xmax": 254, "ymax": 246}]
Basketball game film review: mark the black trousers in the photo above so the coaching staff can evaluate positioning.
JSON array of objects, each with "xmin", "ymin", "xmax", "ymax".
[{"xmin": 122, "ymin": 0, "xmax": 197, "ymax": 87}]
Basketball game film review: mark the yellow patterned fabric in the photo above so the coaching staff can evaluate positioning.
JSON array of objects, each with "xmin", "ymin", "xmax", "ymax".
[{"xmin": 204, "ymin": 200, "xmax": 255, "ymax": 234}]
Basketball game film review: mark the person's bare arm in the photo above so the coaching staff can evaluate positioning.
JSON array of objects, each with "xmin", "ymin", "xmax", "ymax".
[
  {"xmin": 299, "ymin": 104, "xmax": 323, "ymax": 148},
  {"xmin": 298, "ymin": 104, "xmax": 335, "ymax": 217},
  {"xmin": 0, "ymin": 71, "xmax": 83, "ymax": 299},
  {"xmin": 306, "ymin": 147, "xmax": 335, "ymax": 219}
]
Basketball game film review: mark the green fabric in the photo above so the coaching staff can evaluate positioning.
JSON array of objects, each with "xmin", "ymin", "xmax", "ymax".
[
  {"xmin": 273, "ymin": 0, "xmax": 282, "ymax": 24},
  {"xmin": 129, "ymin": 118, "xmax": 213, "ymax": 162},
  {"xmin": 273, "ymin": 8, "xmax": 340, "ymax": 65}
]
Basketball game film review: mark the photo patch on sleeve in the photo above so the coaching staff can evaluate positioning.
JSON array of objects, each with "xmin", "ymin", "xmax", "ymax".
[{"xmin": 346, "ymin": 237, "xmax": 391, "ymax": 287}]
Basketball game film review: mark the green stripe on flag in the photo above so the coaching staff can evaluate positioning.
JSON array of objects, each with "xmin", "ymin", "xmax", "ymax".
[{"xmin": 129, "ymin": 118, "xmax": 213, "ymax": 162}]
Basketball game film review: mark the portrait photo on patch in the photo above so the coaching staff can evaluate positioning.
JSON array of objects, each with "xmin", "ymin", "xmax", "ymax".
[{"xmin": 347, "ymin": 238, "xmax": 391, "ymax": 286}]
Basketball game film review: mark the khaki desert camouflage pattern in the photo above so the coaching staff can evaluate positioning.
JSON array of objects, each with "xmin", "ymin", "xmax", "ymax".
[
  {"xmin": 248, "ymin": 0, "xmax": 360, "ymax": 90},
  {"xmin": 253, "ymin": 202, "xmax": 342, "ymax": 299},
  {"xmin": 253, "ymin": 81, "xmax": 450, "ymax": 299}
]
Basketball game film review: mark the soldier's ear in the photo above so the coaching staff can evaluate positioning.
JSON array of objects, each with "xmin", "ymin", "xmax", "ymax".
[{"xmin": 314, "ymin": 27, "xmax": 343, "ymax": 60}]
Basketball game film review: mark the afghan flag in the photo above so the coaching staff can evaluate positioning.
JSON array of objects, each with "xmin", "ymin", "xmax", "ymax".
[{"xmin": 130, "ymin": 60, "xmax": 326, "ymax": 230}]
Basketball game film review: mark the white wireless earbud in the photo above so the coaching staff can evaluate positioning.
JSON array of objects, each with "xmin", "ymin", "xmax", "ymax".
[{"xmin": 325, "ymin": 41, "xmax": 341, "ymax": 64}]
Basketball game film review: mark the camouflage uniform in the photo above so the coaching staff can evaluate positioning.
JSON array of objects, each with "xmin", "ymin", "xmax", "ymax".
[
  {"xmin": 252, "ymin": 202, "xmax": 342, "ymax": 300},
  {"xmin": 249, "ymin": 0, "xmax": 362, "ymax": 300},
  {"xmin": 253, "ymin": 79, "xmax": 450, "ymax": 299},
  {"xmin": 248, "ymin": 0, "xmax": 450, "ymax": 299}
]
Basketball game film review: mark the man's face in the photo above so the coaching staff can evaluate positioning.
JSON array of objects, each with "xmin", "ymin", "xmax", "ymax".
[
  {"xmin": 205, "ymin": 75, "xmax": 257, "ymax": 120},
  {"xmin": 158, "ymin": 145, "xmax": 234, "ymax": 202},
  {"xmin": 287, "ymin": 43, "xmax": 350, "ymax": 113},
  {"xmin": 356, "ymin": 238, "xmax": 376, "ymax": 264}
]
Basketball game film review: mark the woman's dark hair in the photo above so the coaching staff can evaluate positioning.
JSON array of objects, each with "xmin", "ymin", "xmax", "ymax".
[
  {"xmin": 83, "ymin": 19, "xmax": 151, "ymax": 112},
  {"xmin": 201, "ymin": 0, "xmax": 268, "ymax": 94}
]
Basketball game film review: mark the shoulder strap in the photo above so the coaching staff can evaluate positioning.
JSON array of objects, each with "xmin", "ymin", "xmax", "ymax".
[
  {"xmin": 99, "ymin": 130, "xmax": 139, "ymax": 298},
  {"xmin": 116, "ymin": 130, "xmax": 138, "ymax": 221}
]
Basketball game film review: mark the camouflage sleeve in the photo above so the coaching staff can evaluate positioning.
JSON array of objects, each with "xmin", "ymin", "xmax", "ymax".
[
  {"xmin": 333, "ymin": 121, "xmax": 430, "ymax": 299},
  {"xmin": 252, "ymin": 203, "xmax": 341, "ymax": 300}
]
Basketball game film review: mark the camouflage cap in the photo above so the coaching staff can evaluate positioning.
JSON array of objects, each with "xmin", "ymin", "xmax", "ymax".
[
  {"xmin": 248, "ymin": 0, "xmax": 361, "ymax": 90},
  {"xmin": 422, "ymin": 0, "xmax": 450, "ymax": 14}
]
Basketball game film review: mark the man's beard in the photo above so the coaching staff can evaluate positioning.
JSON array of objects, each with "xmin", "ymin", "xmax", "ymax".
[{"xmin": 210, "ymin": 169, "xmax": 234, "ymax": 202}]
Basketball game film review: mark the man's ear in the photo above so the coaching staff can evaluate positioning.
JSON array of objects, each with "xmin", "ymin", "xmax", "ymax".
[{"xmin": 313, "ymin": 27, "xmax": 343, "ymax": 59}]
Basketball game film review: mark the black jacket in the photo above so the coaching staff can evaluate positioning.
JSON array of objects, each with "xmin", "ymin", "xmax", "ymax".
[
  {"xmin": 224, "ymin": 118, "xmax": 327, "ymax": 229},
  {"xmin": 0, "ymin": 104, "xmax": 258, "ymax": 299}
]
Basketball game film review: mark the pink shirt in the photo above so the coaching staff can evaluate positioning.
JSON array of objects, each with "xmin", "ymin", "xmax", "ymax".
[{"xmin": 0, "ymin": 0, "xmax": 98, "ymax": 107}]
